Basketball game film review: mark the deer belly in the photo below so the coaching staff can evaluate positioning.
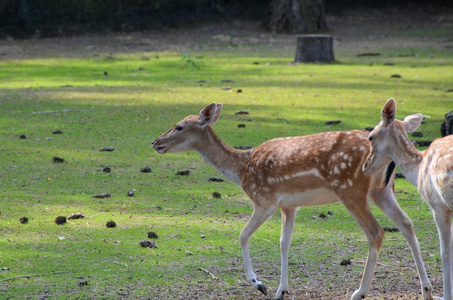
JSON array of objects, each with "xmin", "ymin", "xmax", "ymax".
[{"xmin": 276, "ymin": 188, "xmax": 339, "ymax": 208}]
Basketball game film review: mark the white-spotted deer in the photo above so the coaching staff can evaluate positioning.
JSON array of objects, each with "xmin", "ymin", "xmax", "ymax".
[
  {"xmin": 152, "ymin": 103, "xmax": 433, "ymax": 299},
  {"xmin": 364, "ymin": 98, "xmax": 452, "ymax": 300}
]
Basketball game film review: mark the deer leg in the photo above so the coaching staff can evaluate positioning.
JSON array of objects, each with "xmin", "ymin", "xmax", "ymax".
[
  {"xmin": 276, "ymin": 207, "xmax": 297, "ymax": 300},
  {"xmin": 240, "ymin": 205, "xmax": 277, "ymax": 296},
  {"xmin": 370, "ymin": 188, "xmax": 433, "ymax": 299},
  {"xmin": 433, "ymin": 208, "xmax": 452, "ymax": 300},
  {"xmin": 340, "ymin": 195, "xmax": 385, "ymax": 300}
]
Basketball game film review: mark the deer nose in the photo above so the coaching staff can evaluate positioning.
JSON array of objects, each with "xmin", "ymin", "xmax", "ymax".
[{"xmin": 151, "ymin": 140, "xmax": 157, "ymax": 147}]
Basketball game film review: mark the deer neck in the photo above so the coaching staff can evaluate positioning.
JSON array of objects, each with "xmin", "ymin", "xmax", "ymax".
[
  {"xmin": 193, "ymin": 127, "xmax": 250, "ymax": 186},
  {"xmin": 392, "ymin": 135, "xmax": 424, "ymax": 187}
]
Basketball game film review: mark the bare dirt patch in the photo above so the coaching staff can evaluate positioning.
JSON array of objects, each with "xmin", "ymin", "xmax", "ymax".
[{"xmin": 0, "ymin": 7, "xmax": 452, "ymax": 61}]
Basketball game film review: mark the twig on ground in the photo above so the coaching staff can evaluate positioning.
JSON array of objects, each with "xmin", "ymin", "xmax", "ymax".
[
  {"xmin": 0, "ymin": 270, "xmax": 75, "ymax": 282},
  {"xmin": 199, "ymin": 267, "xmax": 219, "ymax": 280}
]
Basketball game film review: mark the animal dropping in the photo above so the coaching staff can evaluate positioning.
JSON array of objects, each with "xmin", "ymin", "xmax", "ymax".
[
  {"xmin": 52, "ymin": 156, "xmax": 65, "ymax": 163},
  {"xmin": 152, "ymin": 103, "xmax": 432, "ymax": 300},
  {"xmin": 55, "ymin": 216, "xmax": 67, "ymax": 225},
  {"xmin": 140, "ymin": 167, "xmax": 152, "ymax": 173},
  {"xmin": 176, "ymin": 170, "xmax": 190, "ymax": 176},
  {"xmin": 93, "ymin": 193, "xmax": 111, "ymax": 199},
  {"xmin": 106, "ymin": 220, "xmax": 116, "ymax": 228},
  {"xmin": 140, "ymin": 240, "xmax": 157, "ymax": 248}
]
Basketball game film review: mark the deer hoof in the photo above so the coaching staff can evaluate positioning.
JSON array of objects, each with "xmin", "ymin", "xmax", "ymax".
[
  {"xmin": 351, "ymin": 289, "xmax": 366, "ymax": 300},
  {"xmin": 277, "ymin": 290, "xmax": 288, "ymax": 300},
  {"xmin": 257, "ymin": 283, "xmax": 267, "ymax": 296}
]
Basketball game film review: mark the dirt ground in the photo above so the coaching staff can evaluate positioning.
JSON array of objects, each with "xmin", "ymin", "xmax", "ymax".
[
  {"xmin": 1, "ymin": 6, "xmax": 452, "ymax": 300},
  {"xmin": 0, "ymin": 7, "xmax": 452, "ymax": 61}
]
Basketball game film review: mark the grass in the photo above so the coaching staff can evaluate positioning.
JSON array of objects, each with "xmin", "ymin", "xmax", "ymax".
[{"xmin": 0, "ymin": 13, "xmax": 452, "ymax": 299}]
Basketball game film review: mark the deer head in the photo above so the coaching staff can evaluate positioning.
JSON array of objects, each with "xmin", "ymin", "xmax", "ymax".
[
  {"xmin": 152, "ymin": 103, "xmax": 222, "ymax": 154},
  {"xmin": 362, "ymin": 98, "xmax": 424, "ymax": 175}
]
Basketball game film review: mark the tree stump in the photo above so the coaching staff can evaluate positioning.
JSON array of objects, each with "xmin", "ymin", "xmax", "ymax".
[{"xmin": 294, "ymin": 34, "xmax": 334, "ymax": 63}]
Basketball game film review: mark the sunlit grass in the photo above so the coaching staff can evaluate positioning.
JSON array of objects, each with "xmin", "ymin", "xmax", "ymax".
[{"xmin": 0, "ymin": 24, "xmax": 452, "ymax": 299}]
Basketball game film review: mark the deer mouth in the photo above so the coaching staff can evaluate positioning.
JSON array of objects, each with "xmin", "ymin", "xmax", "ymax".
[
  {"xmin": 153, "ymin": 145, "xmax": 166, "ymax": 154},
  {"xmin": 152, "ymin": 140, "xmax": 167, "ymax": 154}
]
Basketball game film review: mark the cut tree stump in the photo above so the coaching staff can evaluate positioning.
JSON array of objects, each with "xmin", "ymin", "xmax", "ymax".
[{"xmin": 294, "ymin": 34, "xmax": 334, "ymax": 63}]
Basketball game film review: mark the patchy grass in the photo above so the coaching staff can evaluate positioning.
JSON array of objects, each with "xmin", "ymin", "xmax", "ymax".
[{"xmin": 0, "ymin": 9, "xmax": 452, "ymax": 299}]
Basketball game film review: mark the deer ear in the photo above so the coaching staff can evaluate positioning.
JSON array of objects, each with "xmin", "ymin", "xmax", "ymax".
[
  {"xmin": 381, "ymin": 98, "xmax": 396, "ymax": 126},
  {"xmin": 403, "ymin": 113, "xmax": 424, "ymax": 132},
  {"xmin": 210, "ymin": 104, "xmax": 222, "ymax": 126},
  {"xmin": 199, "ymin": 103, "xmax": 222, "ymax": 127}
]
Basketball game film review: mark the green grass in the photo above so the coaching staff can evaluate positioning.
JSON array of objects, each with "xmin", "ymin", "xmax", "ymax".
[{"xmin": 0, "ymin": 21, "xmax": 452, "ymax": 299}]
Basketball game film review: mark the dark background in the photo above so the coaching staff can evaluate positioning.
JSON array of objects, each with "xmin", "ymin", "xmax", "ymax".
[{"xmin": 0, "ymin": 0, "xmax": 451, "ymax": 38}]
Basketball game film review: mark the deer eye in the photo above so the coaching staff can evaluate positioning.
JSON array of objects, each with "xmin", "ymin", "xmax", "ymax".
[{"xmin": 175, "ymin": 125, "xmax": 183, "ymax": 131}]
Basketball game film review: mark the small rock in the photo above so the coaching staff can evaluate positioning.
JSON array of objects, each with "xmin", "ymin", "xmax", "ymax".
[
  {"xmin": 325, "ymin": 120, "xmax": 341, "ymax": 125},
  {"xmin": 55, "ymin": 216, "xmax": 67, "ymax": 225},
  {"xmin": 221, "ymin": 79, "xmax": 234, "ymax": 83},
  {"xmin": 237, "ymin": 124, "xmax": 246, "ymax": 128},
  {"xmin": 67, "ymin": 212, "xmax": 85, "ymax": 220},
  {"xmin": 200, "ymin": 235, "xmax": 206, "ymax": 238},
  {"xmin": 319, "ymin": 212, "xmax": 328, "ymax": 219},
  {"xmin": 221, "ymin": 87, "xmax": 231, "ymax": 90},
  {"xmin": 235, "ymin": 110, "xmax": 249, "ymax": 115},
  {"xmin": 185, "ymin": 250, "xmax": 193, "ymax": 255},
  {"xmin": 148, "ymin": 232, "xmax": 158, "ymax": 239},
  {"xmin": 176, "ymin": 170, "xmax": 190, "ymax": 176},
  {"xmin": 209, "ymin": 177, "xmax": 224, "ymax": 182},
  {"xmin": 140, "ymin": 167, "xmax": 152, "ymax": 173},
  {"xmin": 253, "ymin": 62, "xmax": 260, "ymax": 65},
  {"xmin": 237, "ymin": 89, "xmax": 242, "ymax": 93},
  {"xmin": 212, "ymin": 192, "xmax": 221, "ymax": 198},
  {"xmin": 52, "ymin": 156, "xmax": 65, "ymax": 163},
  {"xmin": 19, "ymin": 217, "xmax": 29, "ymax": 224},
  {"xmin": 100, "ymin": 147, "xmax": 114, "ymax": 152},
  {"xmin": 104, "ymin": 71, "xmax": 108, "ymax": 76},
  {"xmin": 106, "ymin": 220, "xmax": 116, "ymax": 228},
  {"xmin": 52, "ymin": 130, "xmax": 63, "ymax": 134},
  {"xmin": 19, "ymin": 134, "xmax": 27, "ymax": 139},
  {"xmin": 103, "ymin": 167, "xmax": 111, "ymax": 173},
  {"xmin": 127, "ymin": 189, "xmax": 134, "ymax": 197},
  {"xmin": 391, "ymin": 74, "xmax": 402, "ymax": 78},
  {"xmin": 93, "ymin": 193, "xmax": 111, "ymax": 199},
  {"xmin": 327, "ymin": 211, "xmax": 333, "ymax": 216},
  {"xmin": 197, "ymin": 79, "xmax": 207, "ymax": 83}
]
